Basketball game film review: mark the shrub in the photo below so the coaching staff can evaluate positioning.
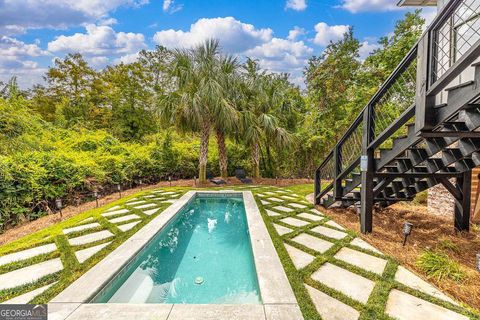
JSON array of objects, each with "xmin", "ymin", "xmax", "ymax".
[
  {"xmin": 416, "ymin": 250, "xmax": 466, "ymax": 282},
  {"xmin": 412, "ymin": 190, "xmax": 428, "ymax": 205}
]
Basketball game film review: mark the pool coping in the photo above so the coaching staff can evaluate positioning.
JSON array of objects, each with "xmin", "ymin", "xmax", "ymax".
[{"xmin": 49, "ymin": 190, "xmax": 302, "ymax": 320}]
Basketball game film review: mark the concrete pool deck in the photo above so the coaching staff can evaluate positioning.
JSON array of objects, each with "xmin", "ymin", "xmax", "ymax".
[{"xmin": 49, "ymin": 191, "xmax": 302, "ymax": 320}]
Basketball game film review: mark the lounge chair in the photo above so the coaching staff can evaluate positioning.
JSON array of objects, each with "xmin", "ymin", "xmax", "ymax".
[
  {"xmin": 207, "ymin": 171, "xmax": 226, "ymax": 185},
  {"xmin": 235, "ymin": 168, "xmax": 253, "ymax": 184}
]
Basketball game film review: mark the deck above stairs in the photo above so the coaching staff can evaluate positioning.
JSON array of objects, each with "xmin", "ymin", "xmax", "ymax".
[{"xmin": 314, "ymin": 0, "xmax": 480, "ymax": 233}]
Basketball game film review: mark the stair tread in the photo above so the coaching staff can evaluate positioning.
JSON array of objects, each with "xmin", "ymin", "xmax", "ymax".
[
  {"xmin": 433, "ymin": 103, "xmax": 448, "ymax": 109},
  {"xmin": 445, "ymin": 80, "xmax": 475, "ymax": 91}
]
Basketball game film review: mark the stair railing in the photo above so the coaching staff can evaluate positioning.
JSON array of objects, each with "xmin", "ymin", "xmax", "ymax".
[{"xmin": 315, "ymin": 0, "xmax": 477, "ymax": 206}]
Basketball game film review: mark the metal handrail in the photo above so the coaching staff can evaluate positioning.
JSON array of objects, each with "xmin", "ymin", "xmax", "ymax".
[{"xmin": 314, "ymin": 0, "xmax": 469, "ymax": 206}]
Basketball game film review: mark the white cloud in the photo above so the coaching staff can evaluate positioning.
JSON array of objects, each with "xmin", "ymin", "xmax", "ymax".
[
  {"xmin": 98, "ymin": 18, "xmax": 118, "ymax": 26},
  {"xmin": 245, "ymin": 38, "xmax": 312, "ymax": 76},
  {"xmin": 313, "ymin": 22, "xmax": 350, "ymax": 46},
  {"xmin": 0, "ymin": 0, "xmax": 149, "ymax": 35},
  {"xmin": 88, "ymin": 56, "xmax": 110, "ymax": 68},
  {"xmin": 0, "ymin": 37, "xmax": 49, "ymax": 88},
  {"xmin": 162, "ymin": 0, "xmax": 183, "ymax": 13},
  {"xmin": 285, "ymin": 0, "xmax": 307, "ymax": 11},
  {"xmin": 153, "ymin": 17, "xmax": 273, "ymax": 53},
  {"xmin": 163, "ymin": 0, "xmax": 172, "ymax": 11},
  {"xmin": 338, "ymin": 0, "xmax": 400, "ymax": 13},
  {"xmin": 154, "ymin": 17, "xmax": 312, "ymax": 87},
  {"xmin": 358, "ymin": 40, "xmax": 381, "ymax": 60},
  {"xmin": 287, "ymin": 26, "xmax": 306, "ymax": 41},
  {"xmin": 48, "ymin": 24, "xmax": 146, "ymax": 56},
  {"xmin": 114, "ymin": 52, "xmax": 141, "ymax": 64},
  {"xmin": 0, "ymin": 36, "xmax": 48, "ymax": 57}
]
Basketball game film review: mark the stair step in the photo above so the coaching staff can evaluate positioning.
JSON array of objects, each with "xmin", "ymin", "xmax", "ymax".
[
  {"xmin": 460, "ymin": 108, "xmax": 480, "ymax": 131},
  {"xmin": 433, "ymin": 103, "xmax": 448, "ymax": 109},
  {"xmin": 442, "ymin": 148, "xmax": 463, "ymax": 165},
  {"xmin": 459, "ymin": 138, "xmax": 480, "ymax": 156},
  {"xmin": 442, "ymin": 121, "xmax": 469, "ymax": 131},
  {"xmin": 445, "ymin": 80, "xmax": 475, "ymax": 92},
  {"xmin": 455, "ymin": 158, "xmax": 476, "ymax": 172},
  {"xmin": 426, "ymin": 158, "xmax": 444, "ymax": 172}
]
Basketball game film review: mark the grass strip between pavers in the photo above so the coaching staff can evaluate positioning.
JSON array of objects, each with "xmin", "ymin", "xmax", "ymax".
[{"xmin": 0, "ymin": 184, "xmax": 478, "ymax": 319}]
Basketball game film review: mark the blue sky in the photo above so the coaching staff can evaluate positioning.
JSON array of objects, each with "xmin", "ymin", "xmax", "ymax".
[{"xmin": 0, "ymin": 0, "xmax": 436, "ymax": 88}]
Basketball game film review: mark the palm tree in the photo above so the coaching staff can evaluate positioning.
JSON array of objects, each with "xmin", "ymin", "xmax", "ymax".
[
  {"xmin": 213, "ymin": 55, "xmax": 241, "ymax": 178},
  {"xmin": 159, "ymin": 39, "xmax": 238, "ymax": 183},
  {"xmin": 240, "ymin": 59, "xmax": 292, "ymax": 178}
]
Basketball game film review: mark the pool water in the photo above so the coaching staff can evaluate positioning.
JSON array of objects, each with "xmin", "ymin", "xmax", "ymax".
[{"xmin": 92, "ymin": 194, "xmax": 261, "ymax": 304}]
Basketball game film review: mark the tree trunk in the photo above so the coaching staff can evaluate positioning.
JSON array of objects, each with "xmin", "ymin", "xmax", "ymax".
[
  {"xmin": 216, "ymin": 129, "xmax": 228, "ymax": 179},
  {"xmin": 199, "ymin": 121, "xmax": 210, "ymax": 184},
  {"xmin": 252, "ymin": 142, "xmax": 260, "ymax": 179}
]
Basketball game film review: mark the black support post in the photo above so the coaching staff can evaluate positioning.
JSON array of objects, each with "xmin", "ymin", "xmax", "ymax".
[
  {"xmin": 360, "ymin": 106, "xmax": 375, "ymax": 234},
  {"xmin": 454, "ymin": 170, "xmax": 472, "ymax": 232},
  {"xmin": 314, "ymin": 169, "xmax": 321, "ymax": 205},
  {"xmin": 333, "ymin": 145, "xmax": 342, "ymax": 200}
]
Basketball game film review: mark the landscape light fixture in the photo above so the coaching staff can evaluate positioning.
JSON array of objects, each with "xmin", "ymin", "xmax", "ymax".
[
  {"xmin": 169, "ymin": 176, "xmax": 172, "ymax": 187},
  {"xmin": 402, "ymin": 222, "xmax": 413, "ymax": 246},
  {"xmin": 139, "ymin": 179, "xmax": 143, "ymax": 190},
  {"xmin": 116, "ymin": 184, "xmax": 122, "ymax": 198},
  {"xmin": 276, "ymin": 176, "xmax": 278, "ymax": 184},
  {"xmin": 55, "ymin": 198, "xmax": 63, "ymax": 218},
  {"xmin": 194, "ymin": 176, "xmax": 197, "ymax": 187},
  {"xmin": 93, "ymin": 190, "xmax": 99, "ymax": 208},
  {"xmin": 476, "ymin": 253, "xmax": 480, "ymax": 272}
]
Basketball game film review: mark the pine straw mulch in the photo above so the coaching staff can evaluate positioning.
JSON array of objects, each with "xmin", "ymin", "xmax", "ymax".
[
  {"xmin": 321, "ymin": 202, "xmax": 480, "ymax": 311},
  {"xmin": 0, "ymin": 178, "xmax": 312, "ymax": 246}
]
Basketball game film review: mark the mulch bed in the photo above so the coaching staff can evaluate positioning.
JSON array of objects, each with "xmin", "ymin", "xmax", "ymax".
[{"xmin": 322, "ymin": 202, "xmax": 480, "ymax": 309}]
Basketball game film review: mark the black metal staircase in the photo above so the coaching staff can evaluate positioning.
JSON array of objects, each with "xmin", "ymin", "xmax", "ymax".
[{"xmin": 314, "ymin": 0, "xmax": 480, "ymax": 233}]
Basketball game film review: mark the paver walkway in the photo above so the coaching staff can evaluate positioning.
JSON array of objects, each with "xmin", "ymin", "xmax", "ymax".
[
  {"xmin": 0, "ymin": 185, "xmax": 475, "ymax": 320},
  {"xmin": 0, "ymin": 188, "xmax": 182, "ymax": 304},
  {"xmin": 255, "ymin": 187, "xmax": 473, "ymax": 320}
]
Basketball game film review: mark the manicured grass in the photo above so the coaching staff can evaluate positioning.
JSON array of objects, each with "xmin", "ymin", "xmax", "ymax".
[
  {"xmin": 284, "ymin": 183, "xmax": 313, "ymax": 197},
  {"xmin": 0, "ymin": 184, "xmax": 477, "ymax": 319},
  {"xmin": 252, "ymin": 185, "xmax": 477, "ymax": 319},
  {"xmin": 0, "ymin": 188, "xmax": 187, "ymax": 304}
]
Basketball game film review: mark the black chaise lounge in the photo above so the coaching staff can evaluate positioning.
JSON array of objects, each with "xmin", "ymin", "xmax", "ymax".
[
  {"xmin": 207, "ymin": 171, "xmax": 226, "ymax": 185},
  {"xmin": 235, "ymin": 168, "xmax": 253, "ymax": 184}
]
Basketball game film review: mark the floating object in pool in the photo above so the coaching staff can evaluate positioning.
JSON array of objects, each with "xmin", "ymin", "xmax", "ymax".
[{"xmin": 194, "ymin": 276, "xmax": 204, "ymax": 285}]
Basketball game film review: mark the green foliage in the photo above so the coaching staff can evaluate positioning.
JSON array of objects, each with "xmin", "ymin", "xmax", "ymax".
[
  {"xmin": 412, "ymin": 190, "xmax": 428, "ymax": 205},
  {"xmin": 0, "ymin": 98, "xmax": 252, "ymax": 229},
  {"xmin": 437, "ymin": 237, "xmax": 460, "ymax": 253},
  {"xmin": 416, "ymin": 250, "xmax": 466, "ymax": 282}
]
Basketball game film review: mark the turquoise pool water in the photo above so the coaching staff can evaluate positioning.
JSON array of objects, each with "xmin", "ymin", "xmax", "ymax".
[{"xmin": 92, "ymin": 194, "xmax": 261, "ymax": 304}]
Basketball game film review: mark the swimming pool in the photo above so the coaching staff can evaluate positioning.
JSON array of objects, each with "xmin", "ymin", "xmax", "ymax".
[{"xmin": 92, "ymin": 194, "xmax": 261, "ymax": 304}]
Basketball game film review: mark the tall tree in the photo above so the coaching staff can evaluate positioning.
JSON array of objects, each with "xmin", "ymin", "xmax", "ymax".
[
  {"xmin": 102, "ymin": 62, "xmax": 156, "ymax": 140},
  {"xmin": 240, "ymin": 59, "xmax": 291, "ymax": 178},
  {"xmin": 159, "ymin": 39, "xmax": 236, "ymax": 183},
  {"xmin": 45, "ymin": 53, "xmax": 97, "ymax": 124},
  {"xmin": 213, "ymin": 54, "xmax": 240, "ymax": 178}
]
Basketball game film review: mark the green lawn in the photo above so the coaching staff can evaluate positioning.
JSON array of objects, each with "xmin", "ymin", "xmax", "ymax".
[{"xmin": 0, "ymin": 184, "xmax": 477, "ymax": 319}]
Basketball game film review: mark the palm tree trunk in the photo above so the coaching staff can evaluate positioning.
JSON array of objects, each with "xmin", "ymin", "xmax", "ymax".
[
  {"xmin": 199, "ymin": 121, "xmax": 210, "ymax": 184},
  {"xmin": 216, "ymin": 129, "xmax": 228, "ymax": 179},
  {"xmin": 252, "ymin": 142, "xmax": 260, "ymax": 179}
]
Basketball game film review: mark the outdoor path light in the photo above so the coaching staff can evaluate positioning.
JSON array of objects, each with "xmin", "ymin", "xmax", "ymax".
[
  {"xmin": 476, "ymin": 253, "xmax": 480, "ymax": 272},
  {"xmin": 93, "ymin": 190, "xmax": 99, "ymax": 208},
  {"xmin": 402, "ymin": 222, "xmax": 413, "ymax": 246},
  {"xmin": 55, "ymin": 198, "xmax": 63, "ymax": 218},
  {"xmin": 116, "ymin": 184, "xmax": 122, "ymax": 198}
]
